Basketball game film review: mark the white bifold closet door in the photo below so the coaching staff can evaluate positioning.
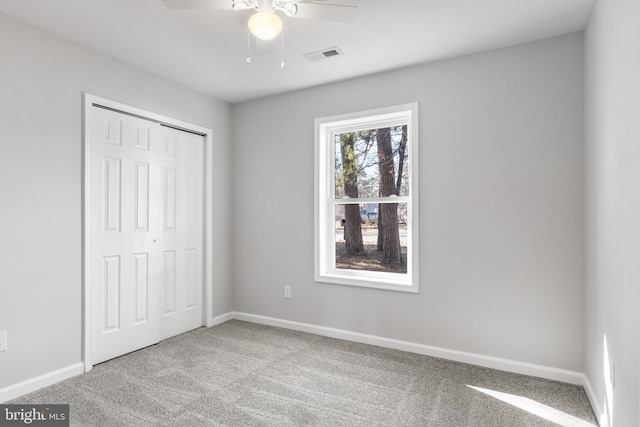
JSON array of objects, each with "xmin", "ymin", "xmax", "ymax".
[{"xmin": 90, "ymin": 106, "xmax": 203, "ymax": 365}]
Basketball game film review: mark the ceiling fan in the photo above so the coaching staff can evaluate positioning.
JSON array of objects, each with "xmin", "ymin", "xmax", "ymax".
[{"xmin": 163, "ymin": 0, "xmax": 358, "ymax": 40}]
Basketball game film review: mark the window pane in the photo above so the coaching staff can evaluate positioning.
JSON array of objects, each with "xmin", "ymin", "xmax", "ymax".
[
  {"xmin": 335, "ymin": 203, "xmax": 407, "ymax": 274},
  {"xmin": 334, "ymin": 126, "xmax": 409, "ymax": 199}
]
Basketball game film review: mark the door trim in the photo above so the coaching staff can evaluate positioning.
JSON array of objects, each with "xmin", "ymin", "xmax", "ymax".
[{"xmin": 82, "ymin": 93, "xmax": 214, "ymax": 372}]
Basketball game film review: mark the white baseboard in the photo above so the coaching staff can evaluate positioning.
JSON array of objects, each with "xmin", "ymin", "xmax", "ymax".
[
  {"xmin": 583, "ymin": 375, "xmax": 607, "ymax": 427},
  {"xmin": 207, "ymin": 311, "xmax": 234, "ymax": 328},
  {"xmin": 232, "ymin": 311, "xmax": 585, "ymax": 385},
  {"xmin": 0, "ymin": 363, "xmax": 84, "ymax": 403}
]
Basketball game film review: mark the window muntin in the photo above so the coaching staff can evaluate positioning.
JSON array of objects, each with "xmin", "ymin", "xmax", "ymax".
[{"xmin": 315, "ymin": 103, "xmax": 419, "ymax": 292}]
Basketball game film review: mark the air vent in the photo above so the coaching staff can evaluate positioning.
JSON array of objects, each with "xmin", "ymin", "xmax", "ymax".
[{"xmin": 303, "ymin": 46, "xmax": 344, "ymax": 62}]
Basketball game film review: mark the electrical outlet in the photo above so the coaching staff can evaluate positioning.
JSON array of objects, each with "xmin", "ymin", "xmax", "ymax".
[
  {"xmin": 0, "ymin": 331, "xmax": 7, "ymax": 352},
  {"xmin": 609, "ymin": 360, "xmax": 615, "ymax": 388},
  {"xmin": 284, "ymin": 286, "xmax": 291, "ymax": 299}
]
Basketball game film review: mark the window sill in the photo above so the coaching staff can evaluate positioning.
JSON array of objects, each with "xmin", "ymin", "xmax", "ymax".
[{"xmin": 315, "ymin": 270, "xmax": 418, "ymax": 293}]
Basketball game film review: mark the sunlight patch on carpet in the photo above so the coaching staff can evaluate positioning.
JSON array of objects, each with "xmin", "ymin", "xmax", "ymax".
[{"xmin": 467, "ymin": 385, "xmax": 596, "ymax": 427}]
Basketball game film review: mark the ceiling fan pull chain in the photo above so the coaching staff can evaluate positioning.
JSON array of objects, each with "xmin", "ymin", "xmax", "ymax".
[
  {"xmin": 246, "ymin": 27, "xmax": 252, "ymax": 64},
  {"xmin": 280, "ymin": 26, "xmax": 285, "ymax": 69}
]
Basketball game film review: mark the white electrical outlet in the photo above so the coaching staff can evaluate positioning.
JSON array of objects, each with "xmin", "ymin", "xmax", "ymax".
[
  {"xmin": 609, "ymin": 360, "xmax": 615, "ymax": 388},
  {"xmin": 284, "ymin": 286, "xmax": 291, "ymax": 299},
  {"xmin": 0, "ymin": 331, "xmax": 7, "ymax": 352}
]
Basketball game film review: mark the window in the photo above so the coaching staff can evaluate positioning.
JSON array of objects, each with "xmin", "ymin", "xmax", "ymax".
[{"xmin": 315, "ymin": 103, "xmax": 419, "ymax": 292}]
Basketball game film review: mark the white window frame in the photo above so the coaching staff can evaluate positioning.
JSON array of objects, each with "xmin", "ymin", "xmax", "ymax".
[{"xmin": 314, "ymin": 103, "xmax": 419, "ymax": 293}]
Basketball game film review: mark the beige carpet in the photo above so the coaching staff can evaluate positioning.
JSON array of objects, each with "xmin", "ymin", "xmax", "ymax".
[{"xmin": 12, "ymin": 320, "xmax": 598, "ymax": 426}]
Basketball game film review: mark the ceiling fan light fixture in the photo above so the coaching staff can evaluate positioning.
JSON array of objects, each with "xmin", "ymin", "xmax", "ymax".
[{"xmin": 248, "ymin": 11, "xmax": 283, "ymax": 41}]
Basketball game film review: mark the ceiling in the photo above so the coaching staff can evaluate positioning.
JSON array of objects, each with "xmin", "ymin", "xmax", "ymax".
[{"xmin": 0, "ymin": 0, "xmax": 594, "ymax": 104}]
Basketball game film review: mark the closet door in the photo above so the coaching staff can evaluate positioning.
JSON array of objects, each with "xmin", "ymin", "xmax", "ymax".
[
  {"xmin": 90, "ymin": 106, "xmax": 203, "ymax": 364},
  {"xmin": 157, "ymin": 126, "xmax": 204, "ymax": 341}
]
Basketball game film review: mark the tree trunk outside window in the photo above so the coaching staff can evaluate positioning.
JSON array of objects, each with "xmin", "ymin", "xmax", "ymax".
[
  {"xmin": 340, "ymin": 133, "xmax": 365, "ymax": 255},
  {"xmin": 376, "ymin": 128, "xmax": 402, "ymax": 265}
]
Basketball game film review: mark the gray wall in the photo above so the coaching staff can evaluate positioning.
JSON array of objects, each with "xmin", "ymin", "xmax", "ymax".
[
  {"xmin": 233, "ymin": 33, "xmax": 585, "ymax": 371},
  {"xmin": 584, "ymin": 0, "xmax": 640, "ymax": 425},
  {"xmin": 0, "ymin": 13, "xmax": 233, "ymax": 389}
]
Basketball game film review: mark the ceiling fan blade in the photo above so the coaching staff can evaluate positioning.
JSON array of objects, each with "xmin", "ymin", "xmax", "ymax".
[
  {"xmin": 290, "ymin": 3, "xmax": 358, "ymax": 23},
  {"xmin": 163, "ymin": 0, "xmax": 234, "ymax": 10}
]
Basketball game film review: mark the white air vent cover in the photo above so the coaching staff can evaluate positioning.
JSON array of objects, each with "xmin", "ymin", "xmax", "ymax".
[{"xmin": 303, "ymin": 46, "xmax": 344, "ymax": 62}]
